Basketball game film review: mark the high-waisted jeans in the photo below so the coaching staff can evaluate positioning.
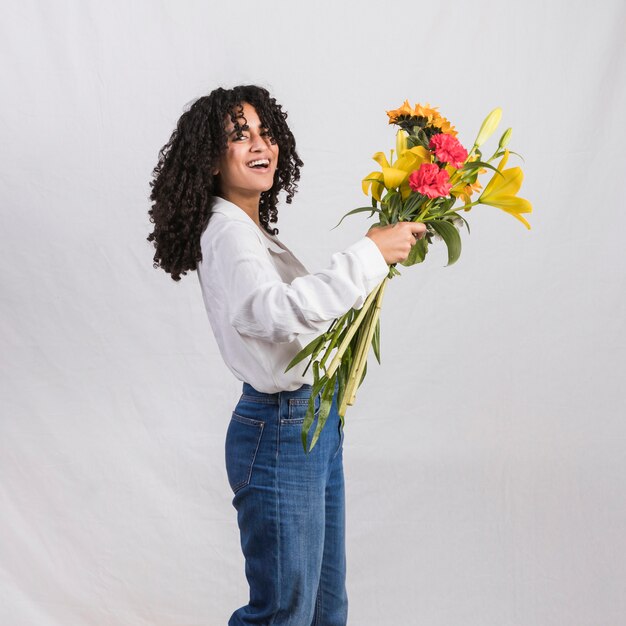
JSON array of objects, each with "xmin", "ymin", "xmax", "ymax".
[{"xmin": 225, "ymin": 380, "xmax": 347, "ymax": 626}]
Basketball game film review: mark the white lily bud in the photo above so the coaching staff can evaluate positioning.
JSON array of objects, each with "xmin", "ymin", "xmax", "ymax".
[
  {"xmin": 498, "ymin": 127, "xmax": 512, "ymax": 150},
  {"xmin": 395, "ymin": 129, "xmax": 408, "ymax": 158},
  {"xmin": 474, "ymin": 107, "xmax": 502, "ymax": 148}
]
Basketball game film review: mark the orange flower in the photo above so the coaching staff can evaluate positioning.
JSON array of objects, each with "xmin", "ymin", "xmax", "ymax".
[
  {"xmin": 430, "ymin": 116, "xmax": 458, "ymax": 137},
  {"xmin": 451, "ymin": 180, "xmax": 483, "ymax": 207},
  {"xmin": 386, "ymin": 100, "xmax": 458, "ymax": 137},
  {"xmin": 415, "ymin": 103, "xmax": 458, "ymax": 136},
  {"xmin": 386, "ymin": 99, "xmax": 414, "ymax": 124},
  {"xmin": 412, "ymin": 103, "xmax": 441, "ymax": 122}
]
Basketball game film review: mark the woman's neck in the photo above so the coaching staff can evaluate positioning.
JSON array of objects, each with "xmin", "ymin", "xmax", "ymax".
[{"xmin": 219, "ymin": 191, "xmax": 261, "ymax": 227}]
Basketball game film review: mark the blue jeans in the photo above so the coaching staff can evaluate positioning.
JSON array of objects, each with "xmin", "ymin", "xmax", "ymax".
[{"xmin": 225, "ymin": 380, "xmax": 347, "ymax": 626}]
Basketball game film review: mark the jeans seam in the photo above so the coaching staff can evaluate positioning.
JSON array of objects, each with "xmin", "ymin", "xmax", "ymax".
[
  {"xmin": 314, "ymin": 582, "xmax": 322, "ymax": 625},
  {"xmin": 231, "ymin": 412, "xmax": 265, "ymax": 427}
]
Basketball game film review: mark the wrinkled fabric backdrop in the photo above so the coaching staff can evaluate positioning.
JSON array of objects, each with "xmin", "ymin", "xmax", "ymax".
[{"xmin": 1, "ymin": 1, "xmax": 625, "ymax": 624}]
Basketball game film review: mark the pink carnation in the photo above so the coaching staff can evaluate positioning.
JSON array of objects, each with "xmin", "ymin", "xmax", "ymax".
[
  {"xmin": 408, "ymin": 163, "xmax": 452, "ymax": 198},
  {"xmin": 429, "ymin": 133, "xmax": 468, "ymax": 168}
]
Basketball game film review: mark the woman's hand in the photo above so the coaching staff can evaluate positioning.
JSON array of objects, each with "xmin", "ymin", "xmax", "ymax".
[{"xmin": 365, "ymin": 222, "xmax": 427, "ymax": 265}]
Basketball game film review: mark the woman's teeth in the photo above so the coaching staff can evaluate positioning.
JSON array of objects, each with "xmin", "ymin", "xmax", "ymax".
[{"xmin": 247, "ymin": 159, "xmax": 269, "ymax": 168}]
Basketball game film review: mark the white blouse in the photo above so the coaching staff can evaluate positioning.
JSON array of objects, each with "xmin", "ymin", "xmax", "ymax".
[{"xmin": 196, "ymin": 196, "xmax": 390, "ymax": 393}]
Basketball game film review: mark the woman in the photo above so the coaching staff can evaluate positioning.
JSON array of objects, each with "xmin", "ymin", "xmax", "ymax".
[{"xmin": 147, "ymin": 84, "xmax": 424, "ymax": 625}]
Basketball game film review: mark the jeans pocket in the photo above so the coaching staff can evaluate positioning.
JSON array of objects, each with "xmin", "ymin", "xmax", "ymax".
[
  {"xmin": 225, "ymin": 412, "xmax": 264, "ymax": 493},
  {"xmin": 284, "ymin": 392, "xmax": 321, "ymax": 424}
]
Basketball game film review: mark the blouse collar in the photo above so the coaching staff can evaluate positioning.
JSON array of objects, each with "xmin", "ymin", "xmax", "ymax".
[{"xmin": 211, "ymin": 196, "xmax": 287, "ymax": 254}]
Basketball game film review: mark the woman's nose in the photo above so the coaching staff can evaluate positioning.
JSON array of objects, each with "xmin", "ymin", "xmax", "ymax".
[{"xmin": 249, "ymin": 132, "xmax": 266, "ymax": 151}]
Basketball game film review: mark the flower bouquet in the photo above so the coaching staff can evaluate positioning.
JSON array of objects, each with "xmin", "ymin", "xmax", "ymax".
[{"xmin": 286, "ymin": 101, "xmax": 532, "ymax": 453}]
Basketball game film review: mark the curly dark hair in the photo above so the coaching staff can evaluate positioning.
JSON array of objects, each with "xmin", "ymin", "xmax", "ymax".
[{"xmin": 147, "ymin": 85, "xmax": 303, "ymax": 281}]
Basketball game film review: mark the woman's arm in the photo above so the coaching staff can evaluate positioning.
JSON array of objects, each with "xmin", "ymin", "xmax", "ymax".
[{"xmin": 208, "ymin": 222, "xmax": 389, "ymax": 344}]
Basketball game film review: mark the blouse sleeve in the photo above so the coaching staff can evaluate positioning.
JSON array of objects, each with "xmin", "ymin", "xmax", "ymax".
[{"xmin": 209, "ymin": 222, "xmax": 389, "ymax": 344}]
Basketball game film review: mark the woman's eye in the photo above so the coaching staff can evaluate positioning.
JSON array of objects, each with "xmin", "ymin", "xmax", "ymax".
[{"xmin": 231, "ymin": 130, "xmax": 272, "ymax": 142}]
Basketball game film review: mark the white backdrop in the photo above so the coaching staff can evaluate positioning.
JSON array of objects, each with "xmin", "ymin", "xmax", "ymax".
[{"xmin": 1, "ymin": 1, "xmax": 625, "ymax": 624}]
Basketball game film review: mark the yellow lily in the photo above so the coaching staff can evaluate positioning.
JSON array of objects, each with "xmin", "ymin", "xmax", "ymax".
[
  {"xmin": 362, "ymin": 145, "xmax": 430, "ymax": 202},
  {"xmin": 361, "ymin": 171, "xmax": 385, "ymax": 202},
  {"xmin": 478, "ymin": 149, "xmax": 532, "ymax": 229}
]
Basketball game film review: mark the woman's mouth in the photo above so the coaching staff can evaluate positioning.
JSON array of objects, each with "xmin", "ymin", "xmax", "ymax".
[{"xmin": 246, "ymin": 158, "xmax": 270, "ymax": 171}]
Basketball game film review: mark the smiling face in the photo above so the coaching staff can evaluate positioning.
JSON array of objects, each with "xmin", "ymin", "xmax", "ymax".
[{"xmin": 215, "ymin": 101, "xmax": 279, "ymax": 212}]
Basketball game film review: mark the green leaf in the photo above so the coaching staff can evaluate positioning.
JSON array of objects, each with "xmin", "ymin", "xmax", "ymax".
[
  {"xmin": 301, "ymin": 363, "xmax": 328, "ymax": 452},
  {"xmin": 337, "ymin": 362, "xmax": 347, "ymax": 417},
  {"xmin": 318, "ymin": 315, "xmax": 347, "ymax": 369},
  {"xmin": 388, "ymin": 192, "xmax": 402, "ymax": 223},
  {"xmin": 441, "ymin": 196, "xmax": 457, "ymax": 211},
  {"xmin": 407, "ymin": 135, "xmax": 420, "ymax": 148},
  {"xmin": 319, "ymin": 374, "xmax": 336, "ymax": 421},
  {"xmin": 459, "ymin": 168, "xmax": 479, "ymax": 185},
  {"xmin": 415, "ymin": 128, "xmax": 429, "ymax": 148},
  {"xmin": 372, "ymin": 317, "xmax": 381, "ymax": 365},
  {"xmin": 400, "ymin": 237, "xmax": 428, "ymax": 266},
  {"xmin": 461, "ymin": 160, "xmax": 501, "ymax": 176},
  {"xmin": 496, "ymin": 149, "xmax": 525, "ymax": 162},
  {"xmin": 427, "ymin": 197, "xmax": 455, "ymax": 217},
  {"xmin": 307, "ymin": 375, "xmax": 337, "ymax": 452},
  {"xmin": 331, "ymin": 206, "xmax": 380, "ymax": 230},
  {"xmin": 430, "ymin": 219, "xmax": 462, "ymax": 266},
  {"xmin": 284, "ymin": 333, "xmax": 327, "ymax": 372},
  {"xmin": 407, "ymin": 132, "xmax": 429, "ymax": 150},
  {"xmin": 358, "ymin": 360, "xmax": 368, "ymax": 389},
  {"xmin": 399, "ymin": 193, "xmax": 425, "ymax": 219},
  {"xmin": 301, "ymin": 362, "xmax": 319, "ymax": 451},
  {"xmin": 302, "ymin": 331, "xmax": 332, "ymax": 377}
]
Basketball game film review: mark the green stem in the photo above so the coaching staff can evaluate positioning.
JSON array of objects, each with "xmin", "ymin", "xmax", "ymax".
[
  {"xmin": 325, "ymin": 282, "xmax": 383, "ymax": 379},
  {"xmin": 454, "ymin": 200, "xmax": 481, "ymax": 211},
  {"xmin": 346, "ymin": 277, "xmax": 387, "ymax": 406},
  {"xmin": 414, "ymin": 200, "xmax": 433, "ymax": 223},
  {"xmin": 422, "ymin": 200, "xmax": 480, "ymax": 219}
]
